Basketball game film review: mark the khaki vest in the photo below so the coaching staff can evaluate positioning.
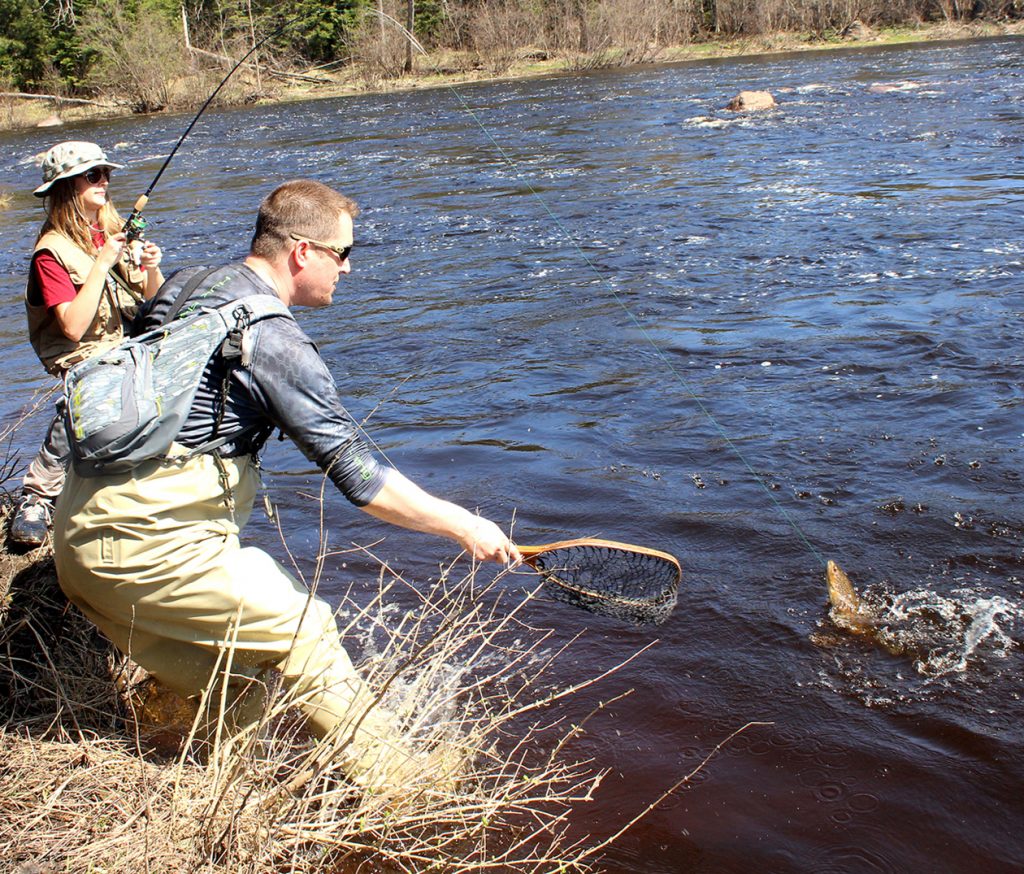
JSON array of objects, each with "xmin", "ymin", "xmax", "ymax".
[{"xmin": 26, "ymin": 231, "xmax": 147, "ymax": 376}]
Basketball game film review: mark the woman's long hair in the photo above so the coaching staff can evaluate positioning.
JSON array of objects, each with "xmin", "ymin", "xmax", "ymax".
[{"xmin": 37, "ymin": 176, "xmax": 123, "ymax": 253}]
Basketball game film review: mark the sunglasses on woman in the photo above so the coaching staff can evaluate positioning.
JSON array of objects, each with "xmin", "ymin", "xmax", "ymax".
[{"xmin": 81, "ymin": 167, "xmax": 112, "ymax": 184}]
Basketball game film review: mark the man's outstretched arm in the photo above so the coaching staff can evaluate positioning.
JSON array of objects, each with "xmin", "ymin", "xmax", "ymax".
[{"xmin": 361, "ymin": 468, "xmax": 521, "ymax": 565}]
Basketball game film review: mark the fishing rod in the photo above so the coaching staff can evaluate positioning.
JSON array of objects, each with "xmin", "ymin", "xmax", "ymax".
[{"xmin": 122, "ymin": 13, "xmax": 302, "ymax": 248}]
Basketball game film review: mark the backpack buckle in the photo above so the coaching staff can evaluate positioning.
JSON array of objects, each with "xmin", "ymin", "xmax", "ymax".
[{"xmin": 220, "ymin": 304, "xmax": 253, "ymax": 361}]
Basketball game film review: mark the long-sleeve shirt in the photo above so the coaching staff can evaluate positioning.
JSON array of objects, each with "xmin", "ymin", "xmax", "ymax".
[{"xmin": 135, "ymin": 262, "xmax": 389, "ymax": 506}]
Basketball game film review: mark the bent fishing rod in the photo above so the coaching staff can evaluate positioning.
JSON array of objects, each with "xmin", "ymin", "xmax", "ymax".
[{"xmin": 122, "ymin": 14, "xmax": 302, "ymax": 246}]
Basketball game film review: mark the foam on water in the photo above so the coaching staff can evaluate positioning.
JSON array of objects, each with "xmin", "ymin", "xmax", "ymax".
[{"xmin": 879, "ymin": 588, "xmax": 1021, "ymax": 677}]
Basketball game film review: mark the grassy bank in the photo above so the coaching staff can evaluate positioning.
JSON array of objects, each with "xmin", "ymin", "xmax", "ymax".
[
  {"xmin": 3, "ymin": 18, "xmax": 1021, "ymax": 132},
  {"xmin": 0, "ymin": 486, "xmax": 674, "ymax": 872}
]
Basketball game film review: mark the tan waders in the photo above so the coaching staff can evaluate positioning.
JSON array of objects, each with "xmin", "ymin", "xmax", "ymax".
[{"xmin": 54, "ymin": 448, "xmax": 414, "ymax": 789}]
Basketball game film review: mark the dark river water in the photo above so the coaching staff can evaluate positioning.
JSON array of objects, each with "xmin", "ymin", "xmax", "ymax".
[{"xmin": 2, "ymin": 35, "xmax": 1023, "ymax": 873}]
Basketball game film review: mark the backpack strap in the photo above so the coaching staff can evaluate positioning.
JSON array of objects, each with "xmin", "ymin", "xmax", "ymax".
[
  {"xmin": 162, "ymin": 266, "xmax": 223, "ymax": 325},
  {"xmin": 185, "ymin": 295, "xmax": 293, "ymax": 459}
]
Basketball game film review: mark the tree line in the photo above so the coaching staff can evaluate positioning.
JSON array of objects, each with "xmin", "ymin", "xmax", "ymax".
[{"xmin": 1, "ymin": 0, "xmax": 1021, "ymax": 111}]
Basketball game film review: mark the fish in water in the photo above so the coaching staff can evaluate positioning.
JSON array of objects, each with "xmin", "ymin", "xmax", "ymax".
[
  {"xmin": 824, "ymin": 560, "xmax": 906, "ymax": 656},
  {"xmin": 822, "ymin": 560, "xmax": 1016, "ymax": 673},
  {"xmin": 825, "ymin": 560, "xmax": 877, "ymax": 636}
]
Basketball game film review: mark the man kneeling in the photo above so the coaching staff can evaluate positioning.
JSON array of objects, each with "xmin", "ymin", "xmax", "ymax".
[{"xmin": 54, "ymin": 179, "xmax": 520, "ymax": 787}]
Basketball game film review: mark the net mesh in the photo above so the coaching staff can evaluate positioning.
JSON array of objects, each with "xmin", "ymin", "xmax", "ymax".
[{"xmin": 528, "ymin": 544, "xmax": 680, "ymax": 625}]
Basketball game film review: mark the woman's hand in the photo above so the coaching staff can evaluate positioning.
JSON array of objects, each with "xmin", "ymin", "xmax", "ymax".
[
  {"xmin": 53, "ymin": 231, "xmax": 127, "ymax": 342},
  {"xmin": 96, "ymin": 231, "xmax": 127, "ymax": 271},
  {"xmin": 138, "ymin": 240, "xmax": 162, "ymax": 271},
  {"xmin": 137, "ymin": 240, "xmax": 165, "ymax": 298}
]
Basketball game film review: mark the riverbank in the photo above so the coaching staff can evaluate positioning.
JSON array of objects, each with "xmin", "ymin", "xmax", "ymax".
[
  {"xmin": 0, "ymin": 494, "xmax": 631, "ymax": 872},
  {"xmin": 3, "ymin": 18, "xmax": 1021, "ymax": 131}
]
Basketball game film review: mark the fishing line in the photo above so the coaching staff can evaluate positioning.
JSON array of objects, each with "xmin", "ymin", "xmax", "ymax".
[{"xmin": 372, "ymin": 12, "xmax": 829, "ymax": 570}]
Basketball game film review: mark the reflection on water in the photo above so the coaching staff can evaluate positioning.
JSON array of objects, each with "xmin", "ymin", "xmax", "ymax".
[{"xmin": 1, "ymin": 35, "xmax": 1023, "ymax": 874}]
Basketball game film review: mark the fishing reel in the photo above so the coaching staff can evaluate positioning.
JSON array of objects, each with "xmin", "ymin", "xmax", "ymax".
[
  {"xmin": 122, "ymin": 195, "xmax": 149, "ymax": 268},
  {"xmin": 124, "ymin": 211, "xmax": 148, "ymax": 244}
]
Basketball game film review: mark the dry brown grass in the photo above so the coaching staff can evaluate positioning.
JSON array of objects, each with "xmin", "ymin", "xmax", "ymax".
[{"xmin": 0, "ymin": 494, "xmax": 665, "ymax": 873}]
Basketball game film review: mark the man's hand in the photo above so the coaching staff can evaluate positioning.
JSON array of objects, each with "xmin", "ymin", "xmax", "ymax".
[{"xmin": 457, "ymin": 515, "xmax": 522, "ymax": 565}]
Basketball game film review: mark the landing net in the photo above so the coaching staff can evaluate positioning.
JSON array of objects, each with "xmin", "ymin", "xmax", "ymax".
[{"xmin": 522, "ymin": 539, "xmax": 681, "ymax": 626}]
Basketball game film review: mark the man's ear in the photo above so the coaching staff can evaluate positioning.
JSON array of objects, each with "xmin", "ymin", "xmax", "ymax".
[{"xmin": 290, "ymin": 239, "xmax": 312, "ymax": 269}]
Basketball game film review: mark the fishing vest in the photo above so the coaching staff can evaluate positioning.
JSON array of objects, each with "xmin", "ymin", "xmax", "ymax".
[{"xmin": 26, "ymin": 231, "xmax": 147, "ymax": 376}]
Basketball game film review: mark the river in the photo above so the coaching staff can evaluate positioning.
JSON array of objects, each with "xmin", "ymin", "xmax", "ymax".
[{"xmin": 1, "ymin": 35, "xmax": 1022, "ymax": 873}]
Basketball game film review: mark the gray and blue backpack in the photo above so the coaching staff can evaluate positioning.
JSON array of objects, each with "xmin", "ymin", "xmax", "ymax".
[{"xmin": 63, "ymin": 267, "xmax": 291, "ymax": 477}]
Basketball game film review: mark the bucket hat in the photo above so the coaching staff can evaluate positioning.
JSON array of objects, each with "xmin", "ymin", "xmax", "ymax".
[{"xmin": 33, "ymin": 141, "xmax": 123, "ymax": 197}]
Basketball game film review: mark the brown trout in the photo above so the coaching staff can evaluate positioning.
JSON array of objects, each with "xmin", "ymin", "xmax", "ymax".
[{"xmin": 825, "ymin": 560, "xmax": 879, "ymax": 637}]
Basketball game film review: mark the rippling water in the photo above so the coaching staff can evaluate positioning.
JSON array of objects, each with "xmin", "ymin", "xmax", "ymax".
[{"xmin": 2, "ymin": 36, "xmax": 1023, "ymax": 872}]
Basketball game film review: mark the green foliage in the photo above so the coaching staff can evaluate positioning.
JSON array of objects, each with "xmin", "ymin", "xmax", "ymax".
[
  {"xmin": 0, "ymin": 0, "xmax": 44, "ymax": 87},
  {"xmin": 0, "ymin": 0, "xmax": 100, "ymax": 92},
  {"xmin": 272, "ymin": 0, "xmax": 370, "ymax": 63},
  {"xmin": 76, "ymin": 0, "xmax": 186, "ymax": 110},
  {"xmin": 413, "ymin": 0, "xmax": 447, "ymax": 43}
]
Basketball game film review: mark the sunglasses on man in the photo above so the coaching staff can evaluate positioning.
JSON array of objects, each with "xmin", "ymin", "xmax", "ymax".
[{"xmin": 289, "ymin": 231, "xmax": 352, "ymax": 263}]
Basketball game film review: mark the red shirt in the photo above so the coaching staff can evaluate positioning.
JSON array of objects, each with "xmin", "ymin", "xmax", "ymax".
[{"xmin": 30, "ymin": 227, "xmax": 107, "ymax": 309}]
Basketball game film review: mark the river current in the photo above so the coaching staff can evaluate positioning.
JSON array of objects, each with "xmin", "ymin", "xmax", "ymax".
[{"xmin": 1, "ymin": 36, "xmax": 1022, "ymax": 873}]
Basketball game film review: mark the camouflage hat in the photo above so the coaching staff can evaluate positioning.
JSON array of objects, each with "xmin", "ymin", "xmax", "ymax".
[{"xmin": 33, "ymin": 141, "xmax": 124, "ymax": 197}]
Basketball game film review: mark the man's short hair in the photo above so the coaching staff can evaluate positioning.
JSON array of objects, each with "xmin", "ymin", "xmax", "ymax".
[{"xmin": 250, "ymin": 179, "xmax": 359, "ymax": 259}]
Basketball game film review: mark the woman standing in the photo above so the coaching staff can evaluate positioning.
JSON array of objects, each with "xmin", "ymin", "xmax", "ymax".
[{"xmin": 10, "ymin": 141, "xmax": 164, "ymax": 546}]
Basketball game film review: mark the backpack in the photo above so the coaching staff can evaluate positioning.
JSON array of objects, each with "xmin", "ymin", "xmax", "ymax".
[{"xmin": 64, "ymin": 267, "xmax": 292, "ymax": 477}]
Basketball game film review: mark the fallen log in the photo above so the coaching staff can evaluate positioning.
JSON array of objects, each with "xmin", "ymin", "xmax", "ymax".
[
  {"xmin": 0, "ymin": 91, "xmax": 117, "ymax": 107},
  {"xmin": 186, "ymin": 47, "xmax": 331, "ymax": 84}
]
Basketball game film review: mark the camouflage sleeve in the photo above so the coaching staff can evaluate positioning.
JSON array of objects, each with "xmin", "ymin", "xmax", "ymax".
[{"xmin": 242, "ymin": 317, "xmax": 390, "ymax": 507}]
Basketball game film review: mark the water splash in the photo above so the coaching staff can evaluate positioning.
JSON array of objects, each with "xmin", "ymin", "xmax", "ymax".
[{"xmin": 880, "ymin": 590, "xmax": 1021, "ymax": 678}]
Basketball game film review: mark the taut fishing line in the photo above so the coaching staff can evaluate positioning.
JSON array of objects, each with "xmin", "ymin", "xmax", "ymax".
[
  {"xmin": 373, "ymin": 13, "xmax": 829, "ymax": 575},
  {"xmin": 111, "ymin": 12, "xmax": 814, "ymax": 621}
]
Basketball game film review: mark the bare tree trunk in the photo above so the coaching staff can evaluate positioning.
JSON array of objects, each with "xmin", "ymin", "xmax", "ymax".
[
  {"xmin": 247, "ymin": 0, "xmax": 262, "ymax": 91},
  {"xmin": 181, "ymin": 4, "xmax": 191, "ymax": 53},
  {"xmin": 0, "ymin": 91, "xmax": 115, "ymax": 106},
  {"xmin": 404, "ymin": 0, "xmax": 415, "ymax": 73}
]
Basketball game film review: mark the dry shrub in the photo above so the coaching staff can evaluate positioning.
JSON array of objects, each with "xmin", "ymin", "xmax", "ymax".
[
  {"xmin": 587, "ymin": 0, "xmax": 696, "ymax": 65},
  {"xmin": 0, "ymin": 523, "xmax": 654, "ymax": 871},
  {"xmin": 545, "ymin": 0, "xmax": 696, "ymax": 70},
  {"xmin": 0, "ymin": 94, "xmax": 14, "ymax": 130},
  {"xmin": 349, "ymin": 2, "xmax": 419, "ymax": 84},
  {"xmin": 467, "ymin": 0, "xmax": 546, "ymax": 75},
  {"xmin": 76, "ymin": 0, "xmax": 188, "ymax": 111}
]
